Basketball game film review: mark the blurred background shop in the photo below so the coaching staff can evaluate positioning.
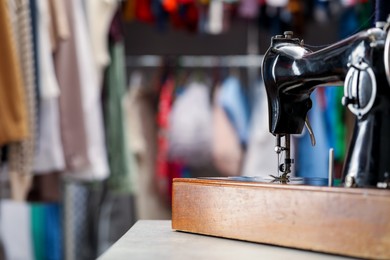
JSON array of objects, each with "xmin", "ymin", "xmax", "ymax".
[{"xmin": 0, "ymin": 0, "xmax": 373, "ymax": 259}]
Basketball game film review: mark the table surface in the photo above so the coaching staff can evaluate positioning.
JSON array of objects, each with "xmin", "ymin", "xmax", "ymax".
[{"xmin": 98, "ymin": 220, "xmax": 355, "ymax": 260}]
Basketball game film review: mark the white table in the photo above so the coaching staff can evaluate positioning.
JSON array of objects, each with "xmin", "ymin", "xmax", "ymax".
[{"xmin": 98, "ymin": 220, "xmax": 354, "ymax": 260}]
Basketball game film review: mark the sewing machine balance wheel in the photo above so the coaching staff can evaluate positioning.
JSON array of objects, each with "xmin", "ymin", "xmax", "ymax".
[{"xmin": 384, "ymin": 16, "xmax": 390, "ymax": 86}]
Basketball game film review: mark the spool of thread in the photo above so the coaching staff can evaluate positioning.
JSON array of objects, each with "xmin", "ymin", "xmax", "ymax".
[{"xmin": 375, "ymin": 0, "xmax": 390, "ymax": 22}]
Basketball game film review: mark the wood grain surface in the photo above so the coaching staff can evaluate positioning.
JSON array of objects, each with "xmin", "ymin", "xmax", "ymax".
[{"xmin": 172, "ymin": 178, "xmax": 390, "ymax": 260}]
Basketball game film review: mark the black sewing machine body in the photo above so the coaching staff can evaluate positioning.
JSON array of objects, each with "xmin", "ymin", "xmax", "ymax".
[{"xmin": 262, "ymin": 24, "xmax": 390, "ymax": 188}]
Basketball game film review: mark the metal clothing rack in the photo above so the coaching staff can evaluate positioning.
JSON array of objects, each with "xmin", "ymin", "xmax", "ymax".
[{"xmin": 126, "ymin": 55, "xmax": 263, "ymax": 68}]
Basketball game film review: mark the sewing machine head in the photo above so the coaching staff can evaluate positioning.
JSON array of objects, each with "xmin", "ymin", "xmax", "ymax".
[{"xmin": 262, "ymin": 18, "xmax": 390, "ymax": 188}]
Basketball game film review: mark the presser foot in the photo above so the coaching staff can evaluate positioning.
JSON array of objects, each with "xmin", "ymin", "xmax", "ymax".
[{"xmin": 269, "ymin": 173, "xmax": 290, "ymax": 184}]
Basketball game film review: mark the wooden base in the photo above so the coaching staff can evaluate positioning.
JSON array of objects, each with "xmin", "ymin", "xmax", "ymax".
[{"xmin": 172, "ymin": 178, "xmax": 390, "ymax": 259}]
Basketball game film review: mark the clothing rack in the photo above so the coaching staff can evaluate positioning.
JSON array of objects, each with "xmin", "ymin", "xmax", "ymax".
[{"xmin": 126, "ymin": 55, "xmax": 263, "ymax": 68}]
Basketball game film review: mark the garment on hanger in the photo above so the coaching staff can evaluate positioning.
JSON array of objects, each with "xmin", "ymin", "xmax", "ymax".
[
  {"xmin": 0, "ymin": 0, "xmax": 28, "ymax": 146},
  {"xmin": 48, "ymin": 0, "xmax": 70, "ymax": 52},
  {"xmin": 170, "ymin": 2, "xmax": 199, "ymax": 32},
  {"xmin": 104, "ymin": 12, "xmax": 136, "ymax": 192},
  {"xmin": 67, "ymin": 0, "xmax": 109, "ymax": 181},
  {"xmin": 125, "ymin": 72, "xmax": 171, "ymax": 219},
  {"xmin": 266, "ymin": 0, "xmax": 288, "ymax": 7},
  {"xmin": 239, "ymin": 0, "xmax": 259, "ymax": 19},
  {"xmin": 212, "ymin": 85, "xmax": 243, "ymax": 176},
  {"xmin": 63, "ymin": 182, "xmax": 89, "ymax": 260},
  {"xmin": 162, "ymin": 0, "xmax": 178, "ymax": 13},
  {"xmin": 34, "ymin": 0, "xmax": 65, "ymax": 174},
  {"xmin": 31, "ymin": 202, "xmax": 62, "ymax": 260},
  {"xmin": 33, "ymin": 98, "xmax": 65, "ymax": 173},
  {"xmin": 30, "ymin": 0, "xmax": 41, "ymax": 127},
  {"xmin": 86, "ymin": 0, "xmax": 118, "ymax": 85},
  {"xmin": 296, "ymin": 89, "xmax": 330, "ymax": 178},
  {"xmin": 7, "ymin": 0, "xmax": 37, "ymax": 201},
  {"xmin": 1, "ymin": 200, "xmax": 34, "ymax": 260},
  {"xmin": 54, "ymin": 0, "xmax": 89, "ymax": 172},
  {"xmin": 36, "ymin": 0, "xmax": 60, "ymax": 99},
  {"xmin": 135, "ymin": 0, "xmax": 155, "ymax": 23},
  {"xmin": 31, "ymin": 203, "xmax": 44, "ymax": 260},
  {"xmin": 151, "ymin": 0, "xmax": 169, "ymax": 31},
  {"xmin": 324, "ymin": 87, "xmax": 346, "ymax": 162},
  {"xmin": 123, "ymin": 0, "xmax": 136, "ymax": 21},
  {"xmin": 156, "ymin": 76, "xmax": 175, "ymax": 201},
  {"xmin": 43, "ymin": 203, "xmax": 62, "ymax": 260},
  {"xmin": 218, "ymin": 76, "xmax": 251, "ymax": 147},
  {"xmin": 168, "ymin": 80, "xmax": 213, "ymax": 167},
  {"xmin": 242, "ymin": 80, "xmax": 281, "ymax": 177},
  {"xmin": 33, "ymin": 0, "xmax": 65, "ymax": 174},
  {"xmin": 208, "ymin": 0, "xmax": 224, "ymax": 34}
]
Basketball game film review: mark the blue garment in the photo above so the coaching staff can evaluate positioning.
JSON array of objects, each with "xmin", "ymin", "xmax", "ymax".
[
  {"xmin": 44, "ymin": 204, "xmax": 62, "ymax": 260},
  {"xmin": 296, "ymin": 90, "xmax": 330, "ymax": 178},
  {"xmin": 324, "ymin": 87, "xmax": 346, "ymax": 161},
  {"xmin": 339, "ymin": 7, "xmax": 358, "ymax": 39},
  {"xmin": 218, "ymin": 76, "xmax": 251, "ymax": 147},
  {"xmin": 324, "ymin": 87, "xmax": 337, "ymax": 160},
  {"xmin": 151, "ymin": 0, "xmax": 168, "ymax": 31}
]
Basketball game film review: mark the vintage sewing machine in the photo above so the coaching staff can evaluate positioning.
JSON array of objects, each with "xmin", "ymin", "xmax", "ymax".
[
  {"xmin": 172, "ymin": 19, "xmax": 390, "ymax": 259},
  {"xmin": 263, "ymin": 23, "xmax": 390, "ymax": 189}
]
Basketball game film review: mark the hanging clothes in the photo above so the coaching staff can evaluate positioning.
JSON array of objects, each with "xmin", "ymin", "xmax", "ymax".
[
  {"xmin": 43, "ymin": 203, "xmax": 62, "ymax": 260},
  {"xmin": 54, "ymin": 0, "xmax": 89, "ymax": 172},
  {"xmin": 156, "ymin": 76, "xmax": 175, "ymax": 202},
  {"xmin": 1, "ymin": 200, "xmax": 34, "ymax": 260},
  {"xmin": 36, "ymin": 0, "xmax": 60, "ymax": 99},
  {"xmin": 104, "ymin": 12, "xmax": 137, "ymax": 193},
  {"xmin": 48, "ymin": 0, "xmax": 70, "ymax": 52},
  {"xmin": 0, "ymin": 0, "xmax": 29, "ymax": 146},
  {"xmin": 86, "ymin": 0, "xmax": 118, "ymax": 85},
  {"xmin": 242, "ymin": 80, "xmax": 281, "ymax": 177},
  {"xmin": 296, "ymin": 89, "xmax": 330, "ymax": 178},
  {"xmin": 67, "ymin": 0, "xmax": 110, "ymax": 181},
  {"xmin": 29, "ymin": 0, "xmax": 41, "ymax": 131},
  {"xmin": 33, "ymin": 97, "xmax": 65, "ymax": 173},
  {"xmin": 134, "ymin": 0, "xmax": 155, "ymax": 23},
  {"xmin": 33, "ymin": 0, "xmax": 65, "ymax": 174},
  {"xmin": 266, "ymin": 0, "xmax": 289, "ymax": 7},
  {"xmin": 168, "ymin": 81, "xmax": 213, "ymax": 167},
  {"xmin": 218, "ymin": 76, "xmax": 251, "ymax": 147},
  {"xmin": 239, "ymin": 0, "xmax": 259, "ymax": 19},
  {"xmin": 63, "ymin": 182, "xmax": 89, "ymax": 260},
  {"xmin": 122, "ymin": 0, "xmax": 136, "ymax": 21},
  {"xmin": 31, "ymin": 203, "xmax": 45, "ymax": 260},
  {"xmin": 208, "ymin": 0, "xmax": 224, "ymax": 34},
  {"xmin": 33, "ymin": 0, "xmax": 66, "ymax": 175},
  {"xmin": 31, "ymin": 202, "xmax": 62, "ymax": 260},
  {"xmin": 212, "ymin": 85, "xmax": 243, "ymax": 176},
  {"xmin": 324, "ymin": 87, "xmax": 346, "ymax": 162},
  {"xmin": 125, "ymin": 72, "xmax": 171, "ymax": 219},
  {"xmin": 30, "ymin": 0, "xmax": 65, "ymax": 177},
  {"xmin": 151, "ymin": 0, "xmax": 169, "ymax": 31},
  {"xmin": 7, "ymin": 0, "xmax": 37, "ymax": 201}
]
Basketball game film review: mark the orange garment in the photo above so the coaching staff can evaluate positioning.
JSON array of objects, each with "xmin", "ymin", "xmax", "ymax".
[
  {"xmin": 7, "ymin": 0, "xmax": 37, "ymax": 201},
  {"xmin": 163, "ymin": 0, "xmax": 178, "ymax": 12},
  {"xmin": 123, "ymin": 0, "xmax": 136, "ymax": 21},
  {"xmin": 0, "ymin": 1, "xmax": 28, "ymax": 146}
]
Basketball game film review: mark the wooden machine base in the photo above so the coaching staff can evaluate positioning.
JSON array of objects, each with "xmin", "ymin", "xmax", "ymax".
[{"xmin": 172, "ymin": 178, "xmax": 390, "ymax": 259}]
